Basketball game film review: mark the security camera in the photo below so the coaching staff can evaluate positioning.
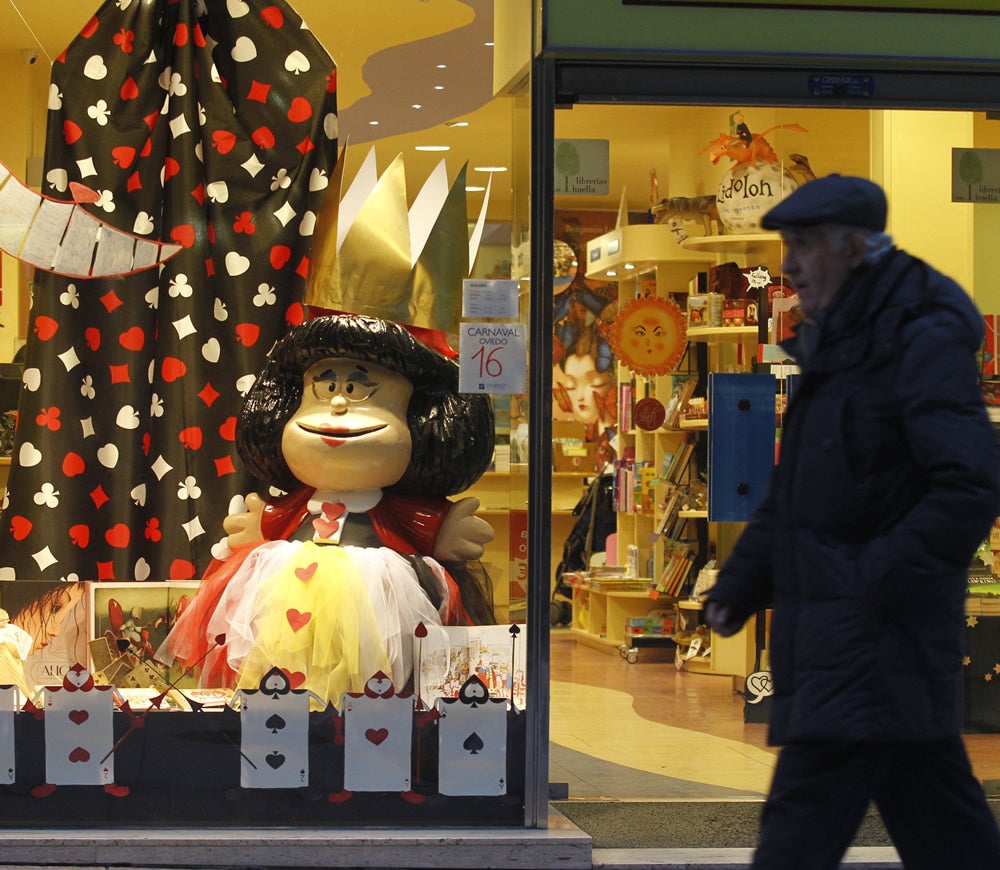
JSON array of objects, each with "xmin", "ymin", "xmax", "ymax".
[{"xmin": 22, "ymin": 49, "xmax": 40, "ymax": 66}]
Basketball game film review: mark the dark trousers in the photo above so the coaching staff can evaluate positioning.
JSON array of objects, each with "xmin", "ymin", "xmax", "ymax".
[{"xmin": 752, "ymin": 738, "xmax": 1000, "ymax": 869}]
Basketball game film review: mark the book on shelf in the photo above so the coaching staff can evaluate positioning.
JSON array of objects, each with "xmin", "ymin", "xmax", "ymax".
[
  {"xmin": 661, "ymin": 437, "xmax": 695, "ymax": 484},
  {"xmin": 664, "ymin": 377, "xmax": 698, "ymax": 429},
  {"xmin": 655, "ymin": 543, "xmax": 695, "ymax": 598}
]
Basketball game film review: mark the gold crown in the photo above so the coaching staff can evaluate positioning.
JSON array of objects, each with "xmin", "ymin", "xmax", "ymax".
[{"xmin": 306, "ymin": 147, "xmax": 491, "ymax": 339}]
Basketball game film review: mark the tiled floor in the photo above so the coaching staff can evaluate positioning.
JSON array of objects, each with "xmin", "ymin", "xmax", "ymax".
[{"xmin": 548, "ymin": 629, "xmax": 1000, "ymax": 800}]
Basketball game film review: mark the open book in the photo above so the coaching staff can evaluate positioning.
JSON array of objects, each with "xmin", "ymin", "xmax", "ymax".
[{"xmin": 413, "ymin": 623, "xmax": 525, "ymax": 711}]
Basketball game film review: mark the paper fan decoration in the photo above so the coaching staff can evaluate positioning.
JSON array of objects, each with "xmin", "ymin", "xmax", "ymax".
[{"xmin": 610, "ymin": 296, "xmax": 687, "ymax": 376}]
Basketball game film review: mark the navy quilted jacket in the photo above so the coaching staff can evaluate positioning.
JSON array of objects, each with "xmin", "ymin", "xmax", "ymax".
[{"xmin": 707, "ymin": 248, "xmax": 1000, "ymax": 745}]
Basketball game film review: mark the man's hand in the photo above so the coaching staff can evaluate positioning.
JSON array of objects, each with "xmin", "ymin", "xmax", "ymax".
[
  {"xmin": 705, "ymin": 600, "xmax": 743, "ymax": 637},
  {"xmin": 434, "ymin": 497, "xmax": 494, "ymax": 561},
  {"xmin": 222, "ymin": 492, "xmax": 265, "ymax": 550}
]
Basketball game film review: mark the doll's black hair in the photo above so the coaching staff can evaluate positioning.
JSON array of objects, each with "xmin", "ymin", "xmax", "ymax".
[{"xmin": 236, "ymin": 314, "xmax": 495, "ymax": 498}]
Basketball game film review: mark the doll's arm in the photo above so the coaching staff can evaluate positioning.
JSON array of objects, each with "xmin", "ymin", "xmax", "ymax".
[
  {"xmin": 222, "ymin": 492, "xmax": 266, "ymax": 549},
  {"xmin": 433, "ymin": 497, "xmax": 494, "ymax": 561}
]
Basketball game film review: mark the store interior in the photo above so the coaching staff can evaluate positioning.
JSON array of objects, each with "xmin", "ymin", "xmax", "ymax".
[{"xmin": 1, "ymin": 1, "xmax": 999, "ymax": 823}]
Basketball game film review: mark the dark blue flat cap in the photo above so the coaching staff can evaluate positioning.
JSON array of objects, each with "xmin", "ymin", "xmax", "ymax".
[{"xmin": 762, "ymin": 174, "xmax": 887, "ymax": 232}]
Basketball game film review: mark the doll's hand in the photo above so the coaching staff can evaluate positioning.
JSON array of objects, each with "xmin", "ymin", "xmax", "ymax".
[
  {"xmin": 434, "ymin": 497, "xmax": 494, "ymax": 561},
  {"xmin": 222, "ymin": 492, "xmax": 265, "ymax": 549}
]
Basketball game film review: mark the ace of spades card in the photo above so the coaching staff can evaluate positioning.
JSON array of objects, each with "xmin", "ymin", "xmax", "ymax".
[
  {"xmin": 44, "ymin": 665, "xmax": 115, "ymax": 785},
  {"xmin": 436, "ymin": 676, "xmax": 508, "ymax": 796},
  {"xmin": 342, "ymin": 673, "xmax": 413, "ymax": 793},
  {"xmin": 237, "ymin": 668, "xmax": 316, "ymax": 789},
  {"xmin": 0, "ymin": 686, "xmax": 16, "ymax": 785}
]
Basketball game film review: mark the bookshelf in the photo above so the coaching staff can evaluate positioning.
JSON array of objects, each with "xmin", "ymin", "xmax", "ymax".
[{"xmin": 578, "ymin": 223, "xmax": 783, "ymax": 677}]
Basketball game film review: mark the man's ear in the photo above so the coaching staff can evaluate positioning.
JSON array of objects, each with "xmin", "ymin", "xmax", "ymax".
[{"xmin": 845, "ymin": 231, "xmax": 868, "ymax": 268}]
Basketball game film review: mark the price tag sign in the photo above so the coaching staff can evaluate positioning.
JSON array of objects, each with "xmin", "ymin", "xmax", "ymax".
[
  {"xmin": 458, "ymin": 322, "xmax": 527, "ymax": 395},
  {"xmin": 462, "ymin": 279, "xmax": 519, "ymax": 319}
]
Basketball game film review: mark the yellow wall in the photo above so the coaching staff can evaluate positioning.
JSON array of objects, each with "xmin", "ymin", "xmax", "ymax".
[{"xmin": 0, "ymin": 48, "xmax": 48, "ymax": 362}]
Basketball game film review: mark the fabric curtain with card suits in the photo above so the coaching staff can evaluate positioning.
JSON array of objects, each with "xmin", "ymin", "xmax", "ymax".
[{"xmin": 0, "ymin": 0, "xmax": 338, "ymax": 585}]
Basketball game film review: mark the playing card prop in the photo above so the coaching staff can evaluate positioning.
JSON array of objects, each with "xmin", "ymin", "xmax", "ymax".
[
  {"xmin": 0, "ymin": 0, "xmax": 339, "ymax": 586},
  {"xmin": 341, "ymin": 673, "xmax": 413, "ymax": 794},
  {"xmin": 414, "ymin": 622, "xmax": 524, "ymax": 711},
  {"xmin": 40, "ymin": 664, "xmax": 121, "ymax": 786},
  {"xmin": 236, "ymin": 667, "xmax": 322, "ymax": 789},
  {"xmin": 0, "ymin": 686, "xmax": 17, "ymax": 785},
  {"xmin": 0, "ymin": 158, "xmax": 181, "ymax": 278},
  {"xmin": 436, "ymin": 675, "xmax": 507, "ymax": 796}
]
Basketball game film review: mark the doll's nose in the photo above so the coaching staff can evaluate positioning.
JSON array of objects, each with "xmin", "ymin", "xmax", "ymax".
[{"xmin": 329, "ymin": 394, "xmax": 349, "ymax": 414}]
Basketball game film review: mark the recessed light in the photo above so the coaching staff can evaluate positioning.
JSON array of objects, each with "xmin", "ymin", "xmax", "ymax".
[
  {"xmin": 473, "ymin": 166, "xmax": 508, "ymax": 173},
  {"xmin": 412, "ymin": 104, "xmax": 422, "ymax": 110},
  {"xmin": 436, "ymin": 64, "xmax": 447, "ymax": 69},
  {"xmin": 606, "ymin": 270, "xmax": 617, "ymax": 277},
  {"xmin": 484, "ymin": 41, "xmax": 494, "ymax": 47},
  {"xmin": 445, "ymin": 121, "xmax": 469, "ymax": 128},
  {"xmin": 368, "ymin": 120, "xmax": 379, "ymax": 126},
  {"xmin": 624, "ymin": 263, "xmax": 635, "ymax": 270},
  {"xmin": 434, "ymin": 85, "xmax": 445, "ymax": 91},
  {"xmin": 465, "ymin": 186, "xmax": 486, "ymax": 192},
  {"xmin": 415, "ymin": 145, "xmax": 451, "ymax": 152}
]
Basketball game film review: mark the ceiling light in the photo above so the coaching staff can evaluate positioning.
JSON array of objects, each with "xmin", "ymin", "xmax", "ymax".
[
  {"xmin": 445, "ymin": 121, "xmax": 469, "ymax": 128},
  {"xmin": 434, "ymin": 85, "xmax": 445, "ymax": 91},
  {"xmin": 368, "ymin": 120, "xmax": 379, "ymax": 126},
  {"xmin": 465, "ymin": 185, "xmax": 486, "ymax": 192},
  {"xmin": 436, "ymin": 64, "xmax": 447, "ymax": 69},
  {"xmin": 473, "ymin": 165, "xmax": 508, "ymax": 173},
  {"xmin": 415, "ymin": 145, "xmax": 450, "ymax": 152},
  {"xmin": 412, "ymin": 104, "xmax": 422, "ymax": 110},
  {"xmin": 484, "ymin": 41, "xmax": 494, "ymax": 47},
  {"xmin": 606, "ymin": 270, "xmax": 617, "ymax": 277}
]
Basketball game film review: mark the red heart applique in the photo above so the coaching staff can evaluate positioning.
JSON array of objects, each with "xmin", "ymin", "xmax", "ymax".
[
  {"xmin": 281, "ymin": 668, "xmax": 306, "ymax": 689},
  {"xmin": 119, "ymin": 326, "xmax": 144, "ymax": 351},
  {"xmin": 163, "ymin": 157, "xmax": 181, "ymax": 181},
  {"xmin": 105, "ymin": 524, "xmax": 130, "ymax": 549},
  {"xmin": 286, "ymin": 609, "xmax": 312, "ymax": 632},
  {"xmin": 62, "ymin": 452, "xmax": 86, "ymax": 477},
  {"xmin": 84, "ymin": 327, "xmax": 101, "ymax": 351},
  {"xmin": 364, "ymin": 728, "xmax": 389, "ymax": 746},
  {"xmin": 169, "ymin": 559, "xmax": 196, "ymax": 580},
  {"xmin": 68, "ymin": 709, "xmax": 89, "ymax": 725},
  {"xmin": 120, "ymin": 78, "xmax": 139, "ymax": 101},
  {"xmin": 295, "ymin": 562, "xmax": 318, "ymax": 583},
  {"xmin": 288, "ymin": 96, "xmax": 312, "ymax": 123},
  {"xmin": 219, "ymin": 417, "xmax": 237, "ymax": 441},
  {"xmin": 178, "ymin": 427, "xmax": 203, "ymax": 450},
  {"xmin": 261, "ymin": 5, "xmax": 284, "ymax": 27},
  {"xmin": 162, "ymin": 357, "xmax": 187, "ymax": 382},
  {"xmin": 63, "ymin": 120, "xmax": 83, "ymax": 145},
  {"xmin": 312, "ymin": 502, "xmax": 345, "ymax": 539},
  {"xmin": 68, "ymin": 746, "xmax": 91, "ymax": 763},
  {"xmin": 34, "ymin": 316, "xmax": 59, "ymax": 341},
  {"xmin": 69, "ymin": 524, "xmax": 90, "ymax": 548},
  {"xmin": 270, "ymin": 245, "xmax": 292, "ymax": 269},
  {"xmin": 10, "ymin": 516, "xmax": 32, "ymax": 541}
]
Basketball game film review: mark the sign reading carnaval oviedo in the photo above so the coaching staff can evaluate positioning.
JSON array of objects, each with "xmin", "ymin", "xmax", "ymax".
[
  {"xmin": 623, "ymin": 1, "xmax": 1000, "ymax": 11},
  {"xmin": 458, "ymin": 323, "xmax": 528, "ymax": 395}
]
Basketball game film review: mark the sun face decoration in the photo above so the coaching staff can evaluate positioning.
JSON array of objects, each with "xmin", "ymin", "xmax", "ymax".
[{"xmin": 609, "ymin": 296, "xmax": 687, "ymax": 376}]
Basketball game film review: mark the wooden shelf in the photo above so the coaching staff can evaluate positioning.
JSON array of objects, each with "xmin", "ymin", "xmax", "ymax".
[
  {"xmin": 687, "ymin": 325, "xmax": 758, "ymax": 342},
  {"xmin": 678, "ymin": 418, "xmax": 708, "ymax": 430},
  {"xmin": 681, "ymin": 232, "xmax": 782, "ymax": 254},
  {"xmin": 584, "ymin": 224, "xmax": 715, "ymax": 277},
  {"xmin": 678, "ymin": 509, "xmax": 708, "ymax": 519}
]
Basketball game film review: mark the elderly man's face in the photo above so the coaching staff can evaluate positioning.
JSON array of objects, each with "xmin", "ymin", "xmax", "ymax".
[{"xmin": 779, "ymin": 225, "xmax": 866, "ymax": 316}]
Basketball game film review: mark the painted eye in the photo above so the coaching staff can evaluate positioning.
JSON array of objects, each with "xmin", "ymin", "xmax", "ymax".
[
  {"xmin": 344, "ymin": 380, "xmax": 376, "ymax": 401},
  {"xmin": 310, "ymin": 371, "xmax": 337, "ymax": 400}
]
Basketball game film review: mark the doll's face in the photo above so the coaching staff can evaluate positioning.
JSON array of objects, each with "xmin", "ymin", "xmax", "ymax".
[{"xmin": 282, "ymin": 357, "xmax": 414, "ymax": 492}]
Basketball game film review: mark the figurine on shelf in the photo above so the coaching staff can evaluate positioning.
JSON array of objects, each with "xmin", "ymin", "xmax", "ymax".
[
  {"xmin": 702, "ymin": 112, "xmax": 806, "ymax": 233},
  {"xmin": 161, "ymin": 150, "xmax": 497, "ymax": 708}
]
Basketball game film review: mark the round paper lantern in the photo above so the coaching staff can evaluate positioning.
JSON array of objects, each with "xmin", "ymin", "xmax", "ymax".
[{"xmin": 716, "ymin": 161, "xmax": 799, "ymax": 234}]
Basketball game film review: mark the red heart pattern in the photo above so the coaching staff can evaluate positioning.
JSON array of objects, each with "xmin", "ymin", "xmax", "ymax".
[
  {"xmin": 0, "ymin": 1, "xmax": 338, "ymax": 588},
  {"xmin": 286, "ymin": 609, "xmax": 312, "ymax": 632},
  {"xmin": 364, "ymin": 728, "xmax": 389, "ymax": 746}
]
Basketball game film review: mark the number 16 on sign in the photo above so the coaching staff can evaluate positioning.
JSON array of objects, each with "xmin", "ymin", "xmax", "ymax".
[{"xmin": 458, "ymin": 322, "xmax": 527, "ymax": 394}]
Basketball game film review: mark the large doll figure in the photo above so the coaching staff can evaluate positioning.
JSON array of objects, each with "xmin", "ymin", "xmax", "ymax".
[{"xmin": 164, "ymin": 313, "xmax": 495, "ymax": 706}]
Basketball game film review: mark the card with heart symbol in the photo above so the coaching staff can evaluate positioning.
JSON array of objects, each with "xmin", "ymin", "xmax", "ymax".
[
  {"xmin": 43, "ymin": 667, "xmax": 115, "ymax": 785},
  {"xmin": 0, "ymin": 686, "xmax": 16, "ymax": 785},
  {"xmin": 342, "ymin": 678, "xmax": 413, "ymax": 793},
  {"xmin": 436, "ymin": 677, "xmax": 508, "ymax": 796},
  {"xmin": 237, "ymin": 690, "xmax": 311, "ymax": 789}
]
